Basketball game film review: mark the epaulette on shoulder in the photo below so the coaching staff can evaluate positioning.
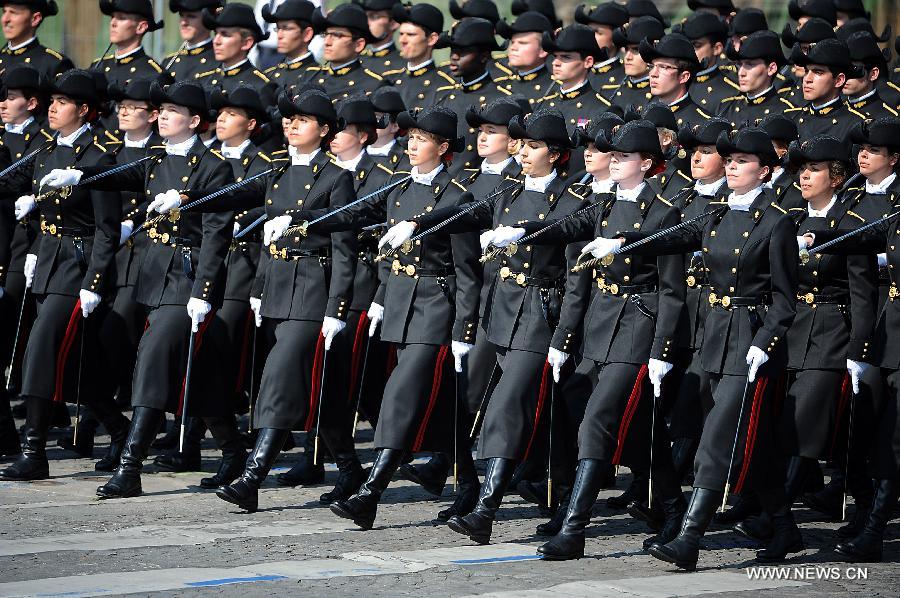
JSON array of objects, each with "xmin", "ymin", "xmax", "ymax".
[
  {"xmin": 195, "ymin": 68, "xmax": 219, "ymax": 78},
  {"xmin": 436, "ymin": 84, "xmax": 456, "ymax": 92},
  {"xmin": 677, "ymin": 170, "xmax": 692, "ymax": 182},
  {"xmin": 496, "ymin": 86, "xmax": 512, "ymax": 96},
  {"xmin": 103, "ymin": 138, "xmax": 122, "ymax": 146},
  {"xmin": 253, "ymin": 70, "xmax": 270, "ymax": 82},
  {"xmin": 209, "ymin": 149, "xmax": 226, "ymax": 160},
  {"xmin": 272, "ymin": 156, "xmax": 290, "ymax": 162},
  {"xmin": 779, "ymin": 97, "xmax": 796, "ymax": 109},
  {"xmin": 375, "ymin": 162, "xmax": 394, "ymax": 174},
  {"xmin": 40, "ymin": 129, "xmax": 54, "ymax": 141},
  {"xmin": 539, "ymin": 93, "xmax": 559, "ymax": 102},
  {"xmin": 148, "ymin": 61, "xmax": 162, "ymax": 73},
  {"xmin": 364, "ymin": 68, "xmax": 383, "ymax": 80},
  {"xmin": 710, "ymin": 200, "xmax": 728, "ymax": 205},
  {"xmin": 45, "ymin": 48, "xmax": 63, "ymax": 59},
  {"xmin": 656, "ymin": 194, "xmax": 673, "ymax": 207},
  {"xmin": 847, "ymin": 107, "xmax": 867, "ymax": 119},
  {"xmin": 393, "ymin": 169, "xmax": 411, "ymax": 175},
  {"xmin": 847, "ymin": 210, "xmax": 865, "ymax": 222},
  {"xmin": 308, "ymin": 65, "xmax": 323, "ymax": 72},
  {"xmin": 883, "ymin": 103, "xmax": 899, "ymax": 117},
  {"xmin": 437, "ymin": 70, "xmax": 456, "ymax": 84},
  {"xmin": 595, "ymin": 93, "xmax": 611, "ymax": 106},
  {"xmin": 777, "ymin": 86, "xmax": 794, "ymax": 94},
  {"xmin": 270, "ymin": 149, "xmax": 288, "ymax": 155},
  {"xmin": 792, "ymin": 182, "xmax": 802, "ymax": 191},
  {"xmin": 150, "ymin": 144, "xmax": 166, "ymax": 150},
  {"xmin": 788, "ymin": 207, "xmax": 805, "ymax": 212},
  {"xmin": 783, "ymin": 106, "xmax": 803, "ymax": 113},
  {"xmin": 258, "ymin": 151, "xmax": 271, "ymax": 162},
  {"xmin": 770, "ymin": 202, "xmax": 787, "ymax": 214},
  {"xmin": 566, "ymin": 187, "xmax": 587, "ymax": 200},
  {"xmin": 600, "ymin": 84, "xmax": 618, "ymax": 90},
  {"xmin": 494, "ymin": 75, "xmax": 511, "ymax": 83},
  {"xmin": 492, "ymin": 61, "xmax": 512, "ymax": 75},
  {"xmin": 696, "ymin": 108, "xmax": 711, "ymax": 118},
  {"xmin": 723, "ymin": 77, "xmax": 741, "ymax": 90},
  {"xmin": 720, "ymin": 95, "xmax": 742, "ymax": 103},
  {"xmin": 93, "ymin": 141, "xmax": 107, "ymax": 153},
  {"xmin": 264, "ymin": 64, "xmax": 278, "ymax": 74},
  {"xmin": 451, "ymin": 179, "xmax": 467, "ymax": 191},
  {"xmin": 464, "ymin": 167, "xmax": 479, "ymax": 172},
  {"xmin": 104, "ymin": 130, "xmax": 121, "ymax": 143},
  {"xmin": 383, "ymin": 68, "xmax": 405, "ymax": 77}
]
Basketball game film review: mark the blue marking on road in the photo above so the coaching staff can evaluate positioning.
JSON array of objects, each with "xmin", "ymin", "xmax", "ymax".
[
  {"xmin": 186, "ymin": 574, "xmax": 288, "ymax": 587},
  {"xmin": 450, "ymin": 555, "xmax": 541, "ymax": 564}
]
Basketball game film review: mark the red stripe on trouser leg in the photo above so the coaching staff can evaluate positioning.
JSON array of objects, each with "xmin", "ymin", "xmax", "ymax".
[
  {"xmin": 733, "ymin": 375, "xmax": 768, "ymax": 494},
  {"xmin": 828, "ymin": 373, "xmax": 852, "ymax": 460},
  {"xmin": 53, "ymin": 300, "xmax": 83, "ymax": 403},
  {"xmin": 347, "ymin": 310, "xmax": 369, "ymax": 403},
  {"xmin": 611, "ymin": 364, "xmax": 649, "ymax": 465},
  {"xmin": 304, "ymin": 333, "xmax": 326, "ymax": 431},
  {"xmin": 522, "ymin": 361, "xmax": 551, "ymax": 462},
  {"xmin": 176, "ymin": 309, "xmax": 216, "ymax": 416},
  {"xmin": 233, "ymin": 309, "xmax": 254, "ymax": 395},
  {"xmin": 412, "ymin": 346, "xmax": 449, "ymax": 452},
  {"xmin": 386, "ymin": 343, "xmax": 398, "ymax": 376}
]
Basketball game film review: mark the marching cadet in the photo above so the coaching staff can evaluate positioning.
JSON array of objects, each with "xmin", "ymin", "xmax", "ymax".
[
  {"xmin": 262, "ymin": 0, "xmax": 319, "ymax": 91},
  {"xmin": 164, "ymin": 0, "xmax": 222, "ymax": 82},
  {"xmin": 385, "ymin": 4, "xmax": 453, "ymax": 112},
  {"xmin": 727, "ymin": 8, "xmax": 769, "ymax": 54},
  {"xmin": 92, "ymin": 0, "xmax": 164, "ymax": 90},
  {"xmin": 385, "ymin": 107, "xmax": 582, "ymax": 543},
  {"xmin": 197, "ymin": 3, "xmax": 271, "ymax": 94},
  {"xmin": 494, "ymin": 11, "xmax": 555, "ymax": 106},
  {"xmin": 798, "ymin": 117, "xmax": 900, "ymax": 563},
  {"xmin": 0, "ymin": 65, "xmax": 51, "ymax": 457},
  {"xmin": 485, "ymin": 119, "xmax": 688, "ymax": 559},
  {"xmin": 586, "ymin": 127, "xmax": 802, "ymax": 569},
  {"xmin": 356, "ymin": 0, "xmax": 403, "ymax": 77},
  {"xmin": 640, "ymin": 34, "xmax": 711, "ymax": 131},
  {"xmin": 785, "ymin": 38, "xmax": 867, "ymax": 142},
  {"xmin": 209, "ymin": 88, "xmax": 357, "ymax": 513},
  {"xmin": 446, "ymin": 0, "xmax": 511, "ymax": 82},
  {"xmin": 675, "ymin": 12, "xmax": 741, "ymax": 111},
  {"xmin": 638, "ymin": 104, "xmax": 692, "ymax": 202},
  {"xmin": 0, "ymin": 69, "xmax": 123, "ymax": 481},
  {"xmin": 834, "ymin": 0, "xmax": 872, "ymax": 27},
  {"xmin": 0, "ymin": 0, "xmax": 72, "ymax": 78},
  {"xmin": 309, "ymin": 3, "xmax": 384, "ymax": 101},
  {"xmin": 573, "ymin": 2, "xmax": 629, "ymax": 94},
  {"xmin": 435, "ymin": 17, "xmax": 510, "ymax": 174},
  {"xmin": 399, "ymin": 98, "xmax": 526, "ymax": 522},
  {"xmin": 843, "ymin": 32, "xmax": 899, "ymax": 121},
  {"xmin": 317, "ymin": 106, "xmax": 480, "ymax": 531},
  {"xmin": 757, "ymin": 115, "xmax": 804, "ymax": 211},
  {"xmin": 625, "ymin": 0, "xmax": 668, "ymax": 26},
  {"xmin": 39, "ymin": 79, "xmax": 235, "ymax": 498},
  {"xmin": 606, "ymin": 16, "xmax": 665, "ymax": 110},
  {"xmin": 364, "ymin": 85, "xmax": 407, "ymax": 178},
  {"xmin": 787, "ymin": 0, "xmax": 836, "ymax": 27},
  {"xmin": 719, "ymin": 31, "xmax": 795, "ymax": 128}
]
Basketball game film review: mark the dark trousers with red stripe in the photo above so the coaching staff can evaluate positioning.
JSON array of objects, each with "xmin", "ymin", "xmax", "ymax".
[
  {"xmin": 694, "ymin": 372, "xmax": 779, "ymax": 493},
  {"xmin": 478, "ymin": 348, "xmax": 550, "ymax": 461},
  {"xmin": 374, "ymin": 343, "xmax": 453, "ymax": 453},
  {"xmin": 777, "ymin": 368, "xmax": 845, "ymax": 460}
]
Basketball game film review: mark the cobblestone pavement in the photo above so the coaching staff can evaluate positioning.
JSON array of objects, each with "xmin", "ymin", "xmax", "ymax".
[{"xmin": 0, "ymin": 416, "xmax": 897, "ymax": 597}]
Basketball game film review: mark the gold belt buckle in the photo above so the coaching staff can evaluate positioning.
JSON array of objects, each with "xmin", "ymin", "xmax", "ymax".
[
  {"xmin": 686, "ymin": 275, "xmax": 696, "ymax": 288},
  {"xmin": 160, "ymin": 232, "xmax": 170, "ymax": 244},
  {"xmin": 405, "ymin": 264, "xmax": 416, "ymax": 276},
  {"xmin": 167, "ymin": 208, "xmax": 180, "ymax": 223},
  {"xmin": 280, "ymin": 248, "xmax": 288, "ymax": 260},
  {"xmin": 505, "ymin": 242, "xmax": 518, "ymax": 256},
  {"xmin": 48, "ymin": 223, "xmax": 57, "ymax": 235},
  {"xmin": 149, "ymin": 228, "xmax": 158, "ymax": 239},
  {"xmin": 499, "ymin": 266, "xmax": 511, "ymax": 280},
  {"xmin": 803, "ymin": 292, "xmax": 815, "ymax": 304},
  {"xmin": 269, "ymin": 243, "xmax": 277, "ymax": 256},
  {"xmin": 400, "ymin": 239, "xmax": 414, "ymax": 254},
  {"xmin": 391, "ymin": 259, "xmax": 401, "ymax": 275},
  {"xmin": 600, "ymin": 254, "xmax": 614, "ymax": 266},
  {"xmin": 708, "ymin": 292, "xmax": 718, "ymax": 306},
  {"xmin": 515, "ymin": 273, "xmax": 526, "ymax": 287},
  {"xmin": 890, "ymin": 285, "xmax": 899, "ymax": 301},
  {"xmin": 721, "ymin": 295, "xmax": 731, "ymax": 308}
]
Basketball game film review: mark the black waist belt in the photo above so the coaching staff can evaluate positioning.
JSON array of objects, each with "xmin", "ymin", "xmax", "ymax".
[
  {"xmin": 172, "ymin": 236, "xmax": 200, "ymax": 247},
  {"xmin": 708, "ymin": 293, "xmax": 771, "ymax": 309},
  {"xmin": 391, "ymin": 259, "xmax": 452, "ymax": 277},
  {"xmin": 499, "ymin": 267, "xmax": 560, "ymax": 289},
  {"xmin": 269, "ymin": 245, "xmax": 331, "ymax": 260},
  {"xmin": 595, "ymin": 277, "xmax": 657, "ymax": 295},
  {"xmin": 41, "ymin": 222, "xmax": 91, "ymax": 237},
  {"xmin": 797, "ymin": 292, "xmax": 849, "ymax": 305}
]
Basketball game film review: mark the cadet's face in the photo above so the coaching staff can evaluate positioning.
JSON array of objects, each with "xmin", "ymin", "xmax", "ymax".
[
  {"xmin": 287, "ymin": 114, "xmax": 326, "ymax": 150},
  {"xmin": 583, "ymin": 142, "xmax": 611, "ymax": 176},
  {"xmin": 858, "ymin": 144, "xmax": 899, "ymax": 177},
  {"xmin": 117, "ymin": 99, "xmax": 156, "ymax": 133},
  {"xmin": 842, "ymin": 63, "xmax": 874, "ymax": 96},
  {"xmin": 648, "ymin": 59, "xmax": 686, "ymax": 98},
  {"xmin": 323, "ymin": 28, "xmax": 362, "ymax": 63},
  {"xmin": 109, "ymin": 12, "xmax": 145, "ymax": 44},
  {"xmin": 507, "ymin": 32, "xmax": 546, "ymax": 70},
  {"xmin": 213, "ymin": 28, "xmax": 250, "ymax": 63},
  {"xmin": 47, "ymin": 95, "xmax": 85, "ymax": 132},
  {"xmin": 736, "ymin": 59, "xmax": 773, "ymax": 94},
  {"xmin": 0, "ymin": 89, "xmax": 31, "ymax": 124},
  {"xmin": 276, "ymin": 21, "xmax": 309, "ymax": 55},
  {"xmin": 405, "ymin": 128, "xmax": 444, "ymax": 167},
  {"xmin": 552, "ymin": 51, "xmax": 590, "ymax": 84},
  {"xmin": 799, "ymin": 161, "xmax": 835, "ymax": 200},
  {"xmin": 2, "ymin": 5, "xmax": 37, "ymax": 41},
  {"xmin": 215, "ymin": 107, "xmax": 254, "ymax": 144},
  {"xmin": 725, "ymin": 152, "xmax": 768, "ymax": 193},
  {"xmin": 178, "ymin": 11, "xmax": 206, "ymax": 43},
  {"xmin": 622, "ymin": 44, "xmax": 648, "ymax": 77},
  {"xmin": 366, "ymin": 10, "xmax": 395, "ymax": 40},
  {"xmin": 519, "ymin": 139, "xmax": 554, "ymax": 177},
  {"xmin": 329, "ymin": 124, "xmax": 365, "ymax": 158},
  {"xmin": 589, "ymin": 24, "xmax": 614, "ymax": 52},
  {"xmin": 609, "ymin": 151, "xmax": 649, "ymax": 182},
  {"xmin": 157, "ymin": 102, "xmax": 195, "ymax": 139},
  {"xmin": 449, "ymin": 47, "xmax": 483, "ymax": 78},
  {"xmin": 398, "ymin": 23, "xmax": 430, "ymax": 61},
  {"xmin": 691, "ymin": 38, "xmax": 719, "ymax": 65},
  {"xmin": 691, "ymin": 145, "xmax": 725, "ymax": 182},
  {"xmin": 476, "ymin": 124, "xmax": 510, "ymax": 159},
  {"xmin": 802, "ymin": 65, "xmax": 843, "ymax": 102}
]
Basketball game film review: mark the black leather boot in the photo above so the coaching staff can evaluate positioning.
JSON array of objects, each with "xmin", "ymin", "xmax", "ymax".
[
  {"xmin": 627, "ymin": 499, "xmax": 665, "ymax": 532},
  {"xmin": 216, "ymin": 428, "xmax": 288, "ymax": 512},
  {"xmin": 276, "ymin": 431, "xmax": 324, "ymax": 486},
  {"xmin": 643, "ymin": 493, "xmax": 688, "ymax": 550},
  {"xmin": 835, "ymin": 478, "xmax": 899, "ymax": 562},
  {"xmin": 153, "ymin": 417, "xmax": 205, "ymax": 472},
  {"xmin": 800, "ymin": 476, "xmax": 843, "ymax": 520},
  {"xmin": 671, "ymin": 437, "xmax": 698, "ymax": 485},
  {"xmin": 96, "ymin": 407, "xmax": 165, "ymax": 499},
  {"xmin": 0, "ymin": 396, "xmax": 52, "ymax": 480},
  {"xmin": 0, "ymin": 390, "xmax": 21, "ymax": 457},
  {"xmin": 536, "ymin": 487, "xmax": 571, "ymax": 536},
  {"xmin": 330, "ymin": 448, "xmax": 404, "ymax": 530},
  {"xmin": 733, "ymin": 512, "xmax": 773, "ymax": 542},
  {"xmin": 838, "ymin": 477, "xmax": 875, "ymax": 539},
  {"xmin": 93, "ymin": 411, "xmax": 131, "ymax": 472},
  {"xmin": 755, "ymin": 488, "xmax": 804, "ymax": 562},
  {"xmin": 56, "ymin": 409, "xmax": 97, "ymax": 458},
  {"xmin": 398, "ymin": 452, "xmax": 450, "ymax": 497},
  {"xmin": 784, "ymin": 456, "xmax": 817, "ymax": 504},
  {"xmin": 200, "ymin": 415, "xmax": 249, "ymax": 489},
  {"xmin": 537, "ymin": 459, "xmax": 608, "ymax": 560},
  {"xmin": 713, "ymin": 492, "xmax": 761, "ymax": 525},
  {"xmin": 607, "ymin": 469, "xmax": 648, "ymax": 509},
  {"xmin": 447, "ymin": 457, "xmax": 516, "ymax": 544},
  {"xmin": 437, "ymin": 450, "xmax": 480, "ymax": 522},
  {"xmin": 648, "ymin": 487, "xmax": 722, "ymax": 571},
  {"xmin": 151, "ymin": 418, "xmax": 179, "ymax": 449}
]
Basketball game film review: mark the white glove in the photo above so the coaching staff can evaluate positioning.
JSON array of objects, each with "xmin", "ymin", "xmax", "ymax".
[
  {"xmin": 648, "ymin": 358, "xmax": 674, "ymax": 398},
  {"xmin": 379, "ymin": 220, "xmax": 416, "ymax": 250},
  {"xmin": 147, "ymin": 189, "xmax": 182, "ymax": 214},
  {"xmin": 322, "ymin": 316, "xmax": 346, "ymax": 350},
  {"xmin": 847, "ymin": 359, "xmax": 870, "ymax": 394},
  {"xmin": 796, "ymin": 236, "xmax": 808, "ymax": 254},
  {"xmin": 39, "ymin": 168, "xmax": 82, "ymax": 189},
  {"xmin": 547, "ymin": 347, "xmax": 569, "ymax": 383},
  {"xmin": 490, "ymin": 225, "xmax": 526, "ymax": 248},
  {"xmin": 186, "ymin": 297, "xmax": 212, "ymax": 333},
  {"xmin": 233, "ymin": 222, "xmax": 241, "ymax": 236},
  {"xmin": 14, "ymin": 195, "xmax": 36, "ymax": 220},
  {"xmin": 451, "ymin": 340, "xmax": 474, "ymax": 373},
  {"xmin": 249, "ymin": 296, "xmax": 262, "ymax": 327},
  {"xmin": 24, "ymin": 253, "xmax": 37, "ymax": 288},
  {"xmin": 479, "ymin": 229, "xmax": 496, "ymax": 251},
  {"xmin": 119, "ymin": 220, "xmax": 133, "ymax": 245},
  {"xmin": 367, "ymin": 302, "xmax": 384, "ymax": 337},
  {"xmin": 263, "ymin": 214, "xmax": 292, "ymax": 245},
  {"xmin": 877, "ymin": 253, "xmax": 888, "ymax": 268},
  {"xmin": 581, "ymin": 236, "xmax": 623, "ymax": 259},
  {"xmin": 746, "ymin": 345, "xmax": 769, "ymax": 382},
  {"xmin": 79, "ymin": 289, "xmax": 101, "ymax": 317}
]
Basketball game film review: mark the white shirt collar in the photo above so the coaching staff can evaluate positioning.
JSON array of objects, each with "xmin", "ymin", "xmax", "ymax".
[
  {"xmin": 727, "ymin": 186, "xmax": 763, "ymax": 211},
  {"xmin": 407, "ymin": 59, "xmax": 433, "ymax": 71},
  {"xmin": 848, "ymin": 88, "xmax": 877, "ymax": 103},
  {"xmin": 524, "ymin": 170, "xmax": 557, "ymax": 193},
  {"xmin": 747, "ymin": 85, "xmax": 773, "ymax": 100},
  {"xmin": 286, "ymin": 51, "xmax": 312, "ymax": 64},
  {"xmin": 807, "ymin": 195, "xmax": 836, "ymax": 218},
  {"xmin": 220, "ymin": 138, "xmax": 252, "ymax": 160},
  {"xmin": 668, "ymin": 93, "xmax": 690, "ymax": 107},
  {"xmin": 411, "ymin": 163, "xmax": 443, "ymax": 185},
  {"xmin": 763, "ymin": 166, "xmax": 784, "ymax": 189},
  {"xmin": 330, "ymin": 59, "xmax": 356, "ymax": 71},
  {"xmin": 367, "ymin": 140, "xmax": 396, "ymax": 157},
  {"xmin": 695, "ymin": 176, "xmax": 726, "ymax": 197},
  {"xmin": 334, "ymin": 150, "xmax": 365, "ymax": 172},
  {"xmin": 7, "ymin": 37, "xmax": 35, "ymax": 51},
  {"xmin": 124, "ymin": 131, "xmax": 152, "ymax": 148},
  {"xmin": 56, "ymin": 123, "xmax": 91, "ymax": 147},
  {"xmin": 591, "ymin": 177, "xmax": 613, "ymax": 194},
  {"xmin": 866, "ymin": 172, "xmax": 897, "ymax": 195},
  {"xmin": 594, "ymin": 55, "xmax": 618, "ymax": 69},
  {"xmin": 4, "ymin": 116, "xmax": 34, "ymax": 135},
  {"xmin": 559, "ymin": 79, "xmax": 588, "ymax": 95},
  {"xmin": 480, "ymin": 157, "xmax": 512, "ymax": 176},
  {"xmin": 115, "ymin": 46, "xmax": 142, "ymax": 60},
  {"xmin": 186, "ymin": 37, "xmax": 212, "ymax": 51},
  {"xmin": 223, "ymin": 58, "xmax": 249, "ymax": 70},
  {"xmin": 616, "ymin": 182, "xmax": 645, "ymax": 202},
  {"xmin": 462, "ymin": 71, "xmax": 489, "ymax": 87},
  {"xmin": 371, "ymin": 40, "xmax": 394, "ymax": 52},
  {"xmin": 811, "ymin": 96, "xmax": 841, "ymax": 111},
  {"xmin": 517, "ymin": 63, "xmax": 545, "ymax": 77},
  {"xmin": 289, "ymin": 146, "xmax": 320, "ymax": 166},
  {"xmin": 165, "ymin": 134, "xmax": 198, "ymax": 156}
]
